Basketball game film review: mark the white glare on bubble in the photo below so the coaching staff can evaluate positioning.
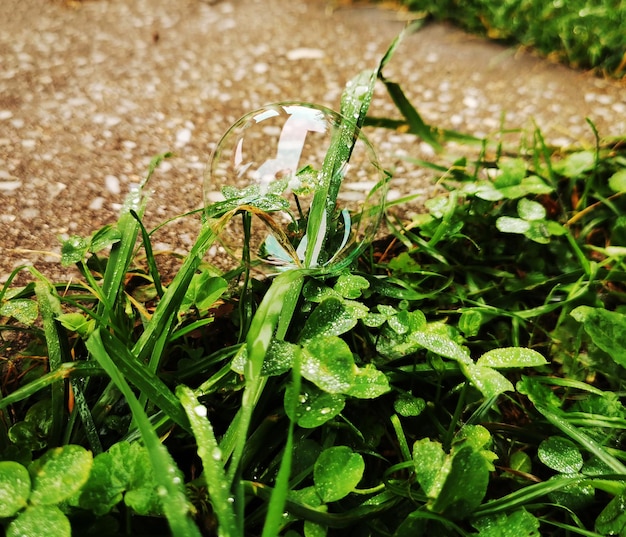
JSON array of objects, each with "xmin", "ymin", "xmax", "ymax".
[{"xmin": 204, "ymin": 102, "xmax": 387, "ymax": 273}]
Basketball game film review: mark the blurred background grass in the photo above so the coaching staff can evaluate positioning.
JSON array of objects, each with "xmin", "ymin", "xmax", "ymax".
[{"xmin": 396, "ymin": 0, "xmax": 626, "ymax": 77}]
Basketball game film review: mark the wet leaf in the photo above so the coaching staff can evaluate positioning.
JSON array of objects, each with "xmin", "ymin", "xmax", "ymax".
[
  {"xmin": 413, "ymin": 437, "xmax": 491, "ymax": 519},
  {"xmin": 547, "ymin": 474, "xmax": 595, "ymax": 510},
  {"xmin": 345, "ymin": 364, "xmax": 390, "ymax": 399},
  {"xmin": 458, "ymin": 310, "xmax": 483, "ymax": 337},
  {"xmin": 0, "ymin": 298, "xmax": 38, "ymax": 325},
  {"xmin": 412, "ymin": 439, "xmax": 446, "ymax": 498},
  {"xmin": 60, "ymin": 235, "xmax": 89, "ymax": 265},
  {"xmin": 571, "ymin": 306, "xmax": 626, "ymax": 368},
  {"xmin": 517, "ymin": 198, "xmax": 546, "ymax": 221},
  {"xmin": 299, "ymin": 297, "xmax": 366, "ymax": 342},
  {"xmin": 472, "ymin": 509, "xmax": 540, "ymax": 537},
  {"xmin": 179, "ymin": 272, "xmax": 227, "ymax": 317},
  {"xmin": 538, "ymin": 436, "xmax": 583, "ymax": 473},
  {"xmin": 89, "ymin": 224, "xmax": 122, "ymax": 253},
  {"xmin": 516, "ymin": 376, "xmax": 563, "ymax": 410},
  {"xmin": 595, "ymin": 491, "xmax": 626, "ymax": 536},
  {"xmin": 509, "ymin": 451, "xmax": 532, "ymax": 475},
  {"xmin": 314, "ymin": 446, "xmax": 364, "ymax": 502},
  {"xmin": 333, "ymin": 273, "xmax": 369, "ymax": 299},
  {"xmin": 29, "ymin": 445, "xmax": 93, "ymax": 506},
  {"xmin": 394, "ymin": 393, "xmax": 426, "ymax": 417},
  {"xmin": 461, "ymin": 363, "xmax": 514, "ymax": 398},
  {"xmin": 284, "ymin": 383, "xmax": 345, "ymax": 428},
  {"xmin": 7, "ymin": 505, "xmax": 71, "ymax": 537},
  {"xmin": 552, "ymin": 151, "xmax": 596, "ymax": 178},
  {"xmin": 57, "ymin": 312, "xmax": 95, "ymax": 339},
  {"xmin": 0, "ymin": 461, "xmax": 31, "ymax": 517},
  {"xmin": 301, "ymin": 336, "xmax": 355, "ymax": 394},
  {"xmin": 412, "ymin": 327, "xmax": 471, "ymax": 364},
  {"xmin": 496, "ymin": 216, "xmax": 531, "ymax": 234},
  {"xmin": 476, "ymin": 347, "xmax": 547, "ymax": 369}
]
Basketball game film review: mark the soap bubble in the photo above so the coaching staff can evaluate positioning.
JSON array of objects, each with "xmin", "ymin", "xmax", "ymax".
[{"xmin": 204, "ymin": 102, "xmax": 387, "ymax": 273}]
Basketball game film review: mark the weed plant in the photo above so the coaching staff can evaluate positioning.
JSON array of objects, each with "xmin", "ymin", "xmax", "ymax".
[
  {"xmin": 1, "ymin": 23, "xmax": 626, "ymax": 537},
  {"xmin": 401, "ymin": 0, "xmax": 626, "ymax": 77}
]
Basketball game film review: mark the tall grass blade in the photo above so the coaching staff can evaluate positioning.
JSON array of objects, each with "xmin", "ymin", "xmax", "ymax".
[
  {"xmin": 178, "ymin": 386, "xmax": 239, "ymax": 537},
  {"xmin": 87, "ymin": 329, "xmax": 202, "ymax": 537},
  {"xmin": 32, "ymin": 272, "xmax": 68, "ymax": 447},
  {"xmin": 261, "ymin": 359, "xmax": 301, "ymax": 537},
  {"xmin": 98, "ymin": 328, "xmax": 191, "ymax": 433}
]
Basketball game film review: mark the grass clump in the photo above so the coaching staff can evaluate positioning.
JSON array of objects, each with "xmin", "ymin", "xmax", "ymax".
[
  {"xmin": 400, "ymin": 0, "xmax": 626, "ymax": 77},
  {"xmin": 1, "ymin": 23, "xmax": 626, "ymax": 537}
]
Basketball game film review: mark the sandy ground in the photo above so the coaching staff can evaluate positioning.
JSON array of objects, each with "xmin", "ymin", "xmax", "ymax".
[{"xmin": 1, "ymin": 0, "xmax": 624, "ymax": 283}]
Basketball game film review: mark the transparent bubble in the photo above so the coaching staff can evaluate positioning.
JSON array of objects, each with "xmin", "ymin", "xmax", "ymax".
[{"xmin": 204, "ymin": 102, "xmax": 387, "ymax": 273}]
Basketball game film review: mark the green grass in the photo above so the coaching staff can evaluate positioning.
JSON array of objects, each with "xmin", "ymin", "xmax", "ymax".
[
  {"xmin": 400, "ymin": 0, "xmax": 626, "ymax": 77},
  {"xmin": 1, "ymin": 22, "xmax": 626, "ymax": 537}
]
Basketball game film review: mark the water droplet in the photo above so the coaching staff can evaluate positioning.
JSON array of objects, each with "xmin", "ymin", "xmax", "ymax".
[
  {"xmin": 227, "ymin": 496, "xmax": 235, "ymax": 503},
  {"xmin": 204, "ymin": 102, "xmax": 386, "ymax": 273},
  {"xmin": 319, "ymin": 407, "xmax": 331, "ymax": 415},
  {"xmin": 157, "ymin": 486, "xmax": 168, "ymax": 497},
  {"xmin": 194, "ymin": 404, "xmax": 207, "ymax": 417},
  {"xmin": 212, "ymin": 448, "xmax": 223, "ymax": 461},
  {"xmin": 172, "ymin": 476, "xmax": 182, "ymax": 485},
  {"xmin": 298, "ymin": 393, "xmax": 309, "ymax": 403},
  {"xmin": 305, "ymin": 406, "xmax": 312, "ymax": 412}
]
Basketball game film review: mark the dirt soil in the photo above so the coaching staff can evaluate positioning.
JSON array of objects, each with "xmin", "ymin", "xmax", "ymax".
[{"xmin": 1, "ymin": 0, "xmax": 624, "ymax": 283}]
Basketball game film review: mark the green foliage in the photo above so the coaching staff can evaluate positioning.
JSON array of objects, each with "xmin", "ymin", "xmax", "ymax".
[
  {"xmin": 402, "ymin": 0, "xmax": 626, "ymax": 77},
  {"xmin": 0, "ymin": 22, "xmax": 625, "ymax": 537}
]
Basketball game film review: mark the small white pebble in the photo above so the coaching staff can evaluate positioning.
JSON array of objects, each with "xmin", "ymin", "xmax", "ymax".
[
  {"xmin": 175, "ymin": 127, "xmax": 192, "ymax": 147},
  {"xmin": 105, "ymin": 174, "xmax": 121, "ymax": 194},
  {"xmin": 286, "ymin": 48, "xmax": 325, "ymax": 61},
  {"xmin": 89, "ymin": 197, "xmax": 105, "ymax": 210}
]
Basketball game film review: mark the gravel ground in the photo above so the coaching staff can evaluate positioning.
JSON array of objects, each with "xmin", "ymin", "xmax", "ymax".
[{"xmin": 1, "ymin": 0, "xmax": 624, "ymax": 283}]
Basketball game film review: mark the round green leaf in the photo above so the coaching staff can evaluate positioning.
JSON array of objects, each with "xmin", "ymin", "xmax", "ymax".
[
  {"xmin": 333, "ymin": 274, "xmax": 369, "ymax": 299},
  {"xmin": 314, "ymin": 446, "xmax": 364, "ymax": 502},
  {"xmin": 346, "ymin": 365, "xmax": 390, "ymax": 399},
  {"xmin": 394, "ymin": 393, "xmax": 426, "ymax": 417},
  {"xmin": 553, "ymin": 150, "xmax": 595, "ymax": 178},
  {"xmin": 29, "ymin": 445, "xmax": 93, "ymax": 505},
  {"xmin": 299, "ymin": 297, "xmax": 364, "ymax": 341},
  {"xmin": 517, "ymin": 198, "xmax": 546, "ymax": 221},
  {"xmin": 458, "ymin": 310, "xmax": 483, "ymax": 337},
  {"xmin": 538, "ymin": 436, "xmax": 583, "ymax": 474},
  {"xmin": 476, "ymin": 347, "xmax": 547, "ymax": 369},
  {"xmin": 284, "ymin": 383, "xmax": 345, "ymax": 428},
  {"xmin": 496, "ymin": 216, "xmax": 531, "ymax": 234},
  {"xmin": 0, "ymin": 461, "xmax": 31, "ymax": 517},
  {"xmin": 609, "ymin": 169, "xmax": 626, "ymax": 193},
  {"xmin": 301, "ymin": 336, "xmax": 355, "ymax": 394},
  {"xmin": 7, "ymin": 505, "xmax": 71, "ymax": 537}
]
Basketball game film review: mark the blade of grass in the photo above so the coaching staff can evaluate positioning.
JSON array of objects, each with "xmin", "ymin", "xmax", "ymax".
[
  {"xmin": 261, "ymin": 356, "xmax": 301, "ymax": 537},
  {"xmin": 0, "ymin": 362, "xmax": 103, "ymax": 409},
  {"xmin": 133, "ymin": 213, "xmax": 232, "ymax": 365},
  {"xmin": 31, "ymin": 271, "xmax": 68, "ymax": 447},
  {"xmin": 473, "ymin": 476, "xmax": 587, "ymax": 517},
  {"xmin": 535, "ymin": 403, "xmax": 626, "ymax": 475},
  {"xmin": 98, "ymin": 328, "xmax": 191, "ymax": 433},
  {"xmin": 178, "ymin": 386, "xmax": 239, "ymax": 537},
  {"xmin": 224, "ymin": 270, "xmax": 305, "ymax": 483},
  {"xmin": 87, "ymin": 329, "xmax": 202, "ymax": 537},
  {"xmin": 130, "ymin": 208, "xmax": 164, "ymax": 298}
]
